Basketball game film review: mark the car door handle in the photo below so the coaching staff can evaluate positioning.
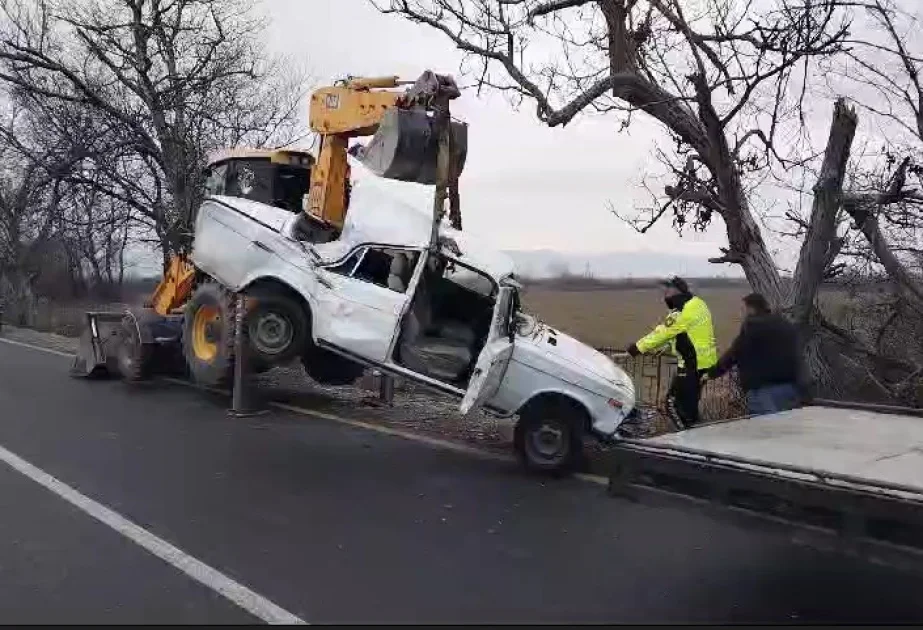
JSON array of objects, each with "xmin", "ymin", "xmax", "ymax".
[{"xmin": 251, "ymin": 240, "xmax": 272, "ymax": 252}]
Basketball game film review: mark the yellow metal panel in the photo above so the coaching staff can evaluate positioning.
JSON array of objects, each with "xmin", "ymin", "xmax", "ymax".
[
  {"xmin": 150, "ymin": 256, "xmax": 197, "ymax": 316},
  {"xmin": 309, "ymin": 87, "xmax": 400, "ymax": 136},
  {"xmin": 306, "ymin": 135, "xmax": 350, "ymax": 228}
]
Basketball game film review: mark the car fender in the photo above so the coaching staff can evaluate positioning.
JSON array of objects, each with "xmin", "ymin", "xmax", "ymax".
[
  {"xmin": 506, "ymin": 386, "xmax": 626, "ymax": 438},
  {"xmin": 235, "ymin": 267, "xmax": 320, "ymax": 341}
]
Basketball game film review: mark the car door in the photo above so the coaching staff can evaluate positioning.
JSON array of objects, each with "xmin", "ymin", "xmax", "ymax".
[
  {"xmin": 313, "ymin": 246, "xmax": 420, "ymax": 364},
  {"xmin": 459, "ymin": 285, "xmax": 515, "ymax": 415}
]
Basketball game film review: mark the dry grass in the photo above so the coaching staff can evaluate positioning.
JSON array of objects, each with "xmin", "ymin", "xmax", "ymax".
[
  {"xmin": 522, "ymin": 285, "xmax": 850, "ymax": 350},
  {"xmin": 521, "ymin": 286, "xmax": 751, "ymax": 349}
]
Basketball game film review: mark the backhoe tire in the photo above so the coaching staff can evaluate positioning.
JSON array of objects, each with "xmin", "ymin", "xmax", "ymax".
[
  {"xmin": 183, "ymin": 282, "xmax": 235, "ymax": 388},
  {"xmin": 245, "ymin": 288, "xmax": 308, "ymax": 368},
  {"xmin": 514, "ymin": 398, "xmax": 587, "ymax": 477},
  {"xmin": 116, "ymin": 315, "xmax": 152, "ymax": 382}
]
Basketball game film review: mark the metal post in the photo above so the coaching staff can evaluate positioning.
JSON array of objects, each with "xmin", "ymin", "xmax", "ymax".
[
  {"xmin": 228, "ymin": 293, "xmax": 267, "ymax": 418},
  {"xmin": 379, "ymin": 373, "xmax": 395, "ymax": 407}
]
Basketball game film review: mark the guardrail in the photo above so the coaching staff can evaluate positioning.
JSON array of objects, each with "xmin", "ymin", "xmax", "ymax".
[{"xmin": 596, "ymin": 348, "xmax": 745, "ymax": 421}]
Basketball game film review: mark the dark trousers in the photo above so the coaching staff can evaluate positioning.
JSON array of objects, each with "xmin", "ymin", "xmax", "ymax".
[{"xmin": 666, "ymin": 369, "xmax": 703, "ymax": 430}]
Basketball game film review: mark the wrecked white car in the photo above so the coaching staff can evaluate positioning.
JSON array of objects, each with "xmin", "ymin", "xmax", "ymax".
[{"xmin": 188, "ymin": 160, "xmax": 636, "ymax": 473}]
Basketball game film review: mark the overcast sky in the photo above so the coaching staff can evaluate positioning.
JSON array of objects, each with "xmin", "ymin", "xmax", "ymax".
[{"xmin": 260, "ymin": 0, "xmax": 740, "ymax": 266}]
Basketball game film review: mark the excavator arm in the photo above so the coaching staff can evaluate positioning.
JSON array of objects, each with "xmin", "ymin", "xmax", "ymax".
[
  {"xmin": 305, "ymin": 71, "xmax": 466, "ymax": 232},
  {"xmin": 305, "ymin": 76, "xmax": 406, "ymax": 230}
]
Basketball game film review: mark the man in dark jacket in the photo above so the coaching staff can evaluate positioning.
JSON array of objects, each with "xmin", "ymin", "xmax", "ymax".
[{"xmin": 708, "ymin": 293, "xmax": 803, "ymax": 416}]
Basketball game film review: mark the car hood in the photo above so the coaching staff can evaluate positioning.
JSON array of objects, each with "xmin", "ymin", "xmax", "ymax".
[{"xmin": 517, "ymin": 321, "xmax": 634, "ymax": 396}]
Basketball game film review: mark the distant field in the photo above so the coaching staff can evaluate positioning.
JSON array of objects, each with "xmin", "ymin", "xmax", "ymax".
[
  {"xmin": 521, "ymin": 285, "xmax": 850, "ymax": 351},
  {"xmin": 521, "ymin": 286, "xmax": 749, "ymax": 350}
]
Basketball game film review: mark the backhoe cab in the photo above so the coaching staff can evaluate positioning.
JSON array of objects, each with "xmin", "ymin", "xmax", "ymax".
[{"xmin": 203, "ymin": 148, "xmax": 314, "ymax": 213}]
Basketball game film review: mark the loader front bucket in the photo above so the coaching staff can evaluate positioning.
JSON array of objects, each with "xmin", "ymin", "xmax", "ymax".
[
  {"xmin": 70, "ymin": 311, "xmax": 126, "ymax": 378},
  {"xmin": 358, "ymin": 108, "xmax": 468, "ymax": 184}
]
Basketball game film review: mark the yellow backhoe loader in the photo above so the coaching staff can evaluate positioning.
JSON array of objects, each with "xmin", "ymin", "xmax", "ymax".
[{"xmin": 71, "ymin": 70, "xmax": 466, "ymax": 383}]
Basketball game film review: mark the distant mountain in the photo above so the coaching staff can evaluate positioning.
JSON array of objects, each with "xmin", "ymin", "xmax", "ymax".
[{"xmin": 504, "ymin": 249, "xmax": 744, "ymax": 280}]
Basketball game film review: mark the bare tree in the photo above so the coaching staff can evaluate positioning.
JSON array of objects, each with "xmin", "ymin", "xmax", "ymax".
[
  {"xmin": 0, "ymin": 0, "xmax": 306, "ymax": 259},
  {"xmin": 0, "ymin": 97, "xmax": 74, "ymax": 322},
  {"xmin": 374, "ymin": 0, "xmax": 852, "ymax": 309},
  {"xmin": 822, "ymin": 1, "xmax": 923, "ymax": 308}
]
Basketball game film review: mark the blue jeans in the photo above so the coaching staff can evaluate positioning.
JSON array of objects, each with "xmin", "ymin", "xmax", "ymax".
[{"xmin": 746, "ymin": 383, "xmax": 800, "ymax": 416}]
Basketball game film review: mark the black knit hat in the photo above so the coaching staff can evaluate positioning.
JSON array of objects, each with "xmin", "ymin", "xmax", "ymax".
[{"xmin": 661, "ymin": 276, "xmax": 691, "ymax": 294}]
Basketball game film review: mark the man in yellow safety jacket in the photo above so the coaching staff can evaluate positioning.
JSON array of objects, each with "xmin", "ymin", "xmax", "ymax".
[{"xmin": 627, "ymin": 277, "xmax": 718, "ymax": 429}]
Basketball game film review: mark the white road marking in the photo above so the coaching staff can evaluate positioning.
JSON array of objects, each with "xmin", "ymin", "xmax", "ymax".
[
  {"xmin": 1, "ymin": 336, "xmax": 611, "ymax": 487},
  {"xmin": 0, "ymin": 441, "xmax": 306, "ymax": 624},
  {"xmin": 0, "ymin": 336, "xmax": 73, "ymax": 358}
]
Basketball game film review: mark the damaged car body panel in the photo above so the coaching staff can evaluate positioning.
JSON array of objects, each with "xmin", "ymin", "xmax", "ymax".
[{"xmin": 190, "ymin": 157, "xmax": 636, "ymax": 468}]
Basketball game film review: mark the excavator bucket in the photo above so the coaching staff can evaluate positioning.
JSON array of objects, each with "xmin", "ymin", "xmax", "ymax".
[
  {"xmin": 358, "ymin": 108, "xmax": 468, "ymax": 184},
  {"xmin": 70, "ymin": 309, "xmax": 186, "ymax": 380},
  {"xmin": 70, "ymin": 311, "xmax": 126, "ymax": 378}
]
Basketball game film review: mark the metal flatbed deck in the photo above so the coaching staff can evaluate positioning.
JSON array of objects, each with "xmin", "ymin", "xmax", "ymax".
[
  {"xmin": 607, "ymin": 404, "xmax": 923, "ymax": 573},
  {"xmin": 645, "ymin": 405, "xmax": 923, "ymax": 491}
]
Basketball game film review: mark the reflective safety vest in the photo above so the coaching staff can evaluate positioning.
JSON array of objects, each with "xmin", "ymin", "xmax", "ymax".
[{"xmin": 635, "ymin": 295, "xmax": 718, "ymax": 371}]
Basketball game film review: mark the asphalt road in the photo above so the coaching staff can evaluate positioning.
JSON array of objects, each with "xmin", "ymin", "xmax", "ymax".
[{"xmin": 0, "ymin": 338, "xmax": 922, "ymax": 624}]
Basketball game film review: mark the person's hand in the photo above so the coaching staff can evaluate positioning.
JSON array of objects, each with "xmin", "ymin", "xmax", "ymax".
[{"xmin": 626, "ymin": 343, "xmax": 640, "ymax": 357}]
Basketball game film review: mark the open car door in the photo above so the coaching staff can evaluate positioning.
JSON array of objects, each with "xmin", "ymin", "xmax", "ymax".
[{"xmin": 459, "ymin": 285, "xmax": 515, "ymax": 415}]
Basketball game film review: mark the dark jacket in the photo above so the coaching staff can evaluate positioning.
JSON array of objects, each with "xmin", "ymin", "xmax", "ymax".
[{"xmin": 711, "ymin": 313, "xmax": 801, "ymax": 392}]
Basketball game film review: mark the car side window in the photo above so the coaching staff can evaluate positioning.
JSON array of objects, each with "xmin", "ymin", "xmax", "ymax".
[
  {"xmin": 325, "ymin": 248, "xmax": 365, "ymax": 277},
  {"xmin": 353, "ymin": 248, "xmax": 394, "ymax": 287},
  {"xmin": 325, "ymin": 247, "xmax": 418, "ymax": 294},
  {"xmin": 354, "ymin": 248, "xmax": 419, "ymax": 293}
]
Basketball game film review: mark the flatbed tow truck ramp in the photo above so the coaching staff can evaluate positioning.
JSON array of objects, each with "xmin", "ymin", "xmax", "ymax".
[{"xmin": 607, "ymin": 403, "xmax": 923, "ymax": 573}]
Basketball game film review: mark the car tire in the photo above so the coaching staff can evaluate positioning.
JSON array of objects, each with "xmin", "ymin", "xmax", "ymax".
[
  {"xmin": 514, "ymin": 399, "xmax": 586, "ymax": 476},
  {"xmin": 301, "ymin": 345, "xmax": 364, "ymax": 386},
  {"xmin": 244, "ymin": 288, "xmax": 308, "ymax": 367}
]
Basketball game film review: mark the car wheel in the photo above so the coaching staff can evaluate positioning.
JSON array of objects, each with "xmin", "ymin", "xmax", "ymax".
[
  {"xmin": 244, "ymin": 289, "xmax": 308, "ymax": 367},
  {"xmin": 514, "ymin": 399, "xmax": 586, "ymax": 476},
  {"xmin": 301, "ymin": 345, "xmax": 364, "ymax": 386}
]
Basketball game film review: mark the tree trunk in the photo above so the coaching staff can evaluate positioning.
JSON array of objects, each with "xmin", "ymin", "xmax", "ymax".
[
  {"xmin": 791, "ymin": 99, "xmax": 858, "ymax": 323},
  {"xmin": 727, "ymin": 200, "xmax": 785, "ymax": 305}
]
